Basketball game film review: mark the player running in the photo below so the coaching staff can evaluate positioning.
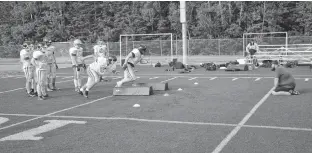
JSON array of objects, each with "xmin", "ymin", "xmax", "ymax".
[
  {"xmin": 115, "ymin": 45, "xmax": 148, "ymax": 87},
  {"xmin": 78, "ymin": 55, "xmax": 118, "ymax": 98},
  {"xmin": 31, "ymin": 44, "xmax": 49, "ymax": 100},
  {"xmin": 43, "ymin": 39, "xmax": 59, "ymax": 91},
  {"xmin": 20, "ymin": 43, "xmax": 36, "ymax": 97},
  {"xmin": 69, "ymin": 39, "xmax": 86, "ymax": 92}
]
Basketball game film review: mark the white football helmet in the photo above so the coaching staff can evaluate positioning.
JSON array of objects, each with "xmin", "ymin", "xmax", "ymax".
[{"xmin": 74, "ymin": 39, "xmax": 82, "ymax": 48}]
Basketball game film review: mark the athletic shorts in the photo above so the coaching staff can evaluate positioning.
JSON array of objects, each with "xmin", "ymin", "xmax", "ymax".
[
  {"xmin": 274, "ymin": 85, "xmax": 295, "ymax": 92},
  {"xmin": 249, "ymin": 49, "xmax": 257, "ymax": 56}
]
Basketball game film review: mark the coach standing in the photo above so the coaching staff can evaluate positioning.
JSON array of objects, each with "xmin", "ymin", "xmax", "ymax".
[{"xmin": 271, "ymin": 60, "xmax": 300, "ymax": 95}]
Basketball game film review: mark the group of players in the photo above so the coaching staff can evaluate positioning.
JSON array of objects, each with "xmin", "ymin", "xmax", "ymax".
[{"xmin": 20, "ymin": 38, "xmax": 148, "ymax": 100}]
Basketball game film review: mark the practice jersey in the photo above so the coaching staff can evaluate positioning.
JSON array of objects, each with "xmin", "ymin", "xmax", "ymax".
[
  {"xmin": 20, "ymin": 49, "xmax": 33, "ymax": 68},
  {"xmin": 33, "ymin": 50, "xmax": 48, "ymax": 70},
  {"xmin": 45, "ymin": 46, "xmax": 56, "ymax": 64},
  {"xmin": 93, "ymin": 45, "xmax": 107, "ymax": 57},
  {"xmin": 128, "ymin": 49, "xmax": 143, "ymax": 65},
  {"xmin": 69, "ymin": 47, "xmax": 84, "ymax": 65},
  {"xmin": 246, "ymin": 43, "xmax": 259, "ymax": 51},
  {"xmin": 89, "ymin": 56, "xmax": 108, "ymax": 75}
]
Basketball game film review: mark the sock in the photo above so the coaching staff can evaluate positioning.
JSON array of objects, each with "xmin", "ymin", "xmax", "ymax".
[
  {"xmin": 74, "ymin": 79, "xmax": 78, "ymax": 88},
  {"xmin": 52, "ymin": 78, "xmax": 56, "ymax": 88}
]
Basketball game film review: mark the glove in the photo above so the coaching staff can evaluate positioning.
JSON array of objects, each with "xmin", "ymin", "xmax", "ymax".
[{"xmin": 55, "ymin": 64, "xmax": 59, "ymax": 69}]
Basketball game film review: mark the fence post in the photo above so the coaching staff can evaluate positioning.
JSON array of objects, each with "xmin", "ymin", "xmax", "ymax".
[
  {"xmin": 160, "ymin": 39, "xmax": 162, "ymax": 56},
  {"xmin": 218, "ymin": 39, "xmax": 221, "ymax": 56}
]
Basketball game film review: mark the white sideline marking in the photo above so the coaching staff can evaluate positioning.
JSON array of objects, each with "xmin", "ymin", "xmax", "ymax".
[
  {"xmin": 149, "ymin": 77, "xmax": 159, "ymax": 80},
  {"xmin": 0, "ymin": 117, "xmax": 9, "ymax": 125},
  {"xmin": 0, "ymin": 79, "xmax": 72, "ymax": 94},
  {"xmin": 0, "ymin": 120, "xmax": 86, "ymax": 141},
  {"xmin": 0, "ymin": 95, "xmax": 113, "ymax": 131},
  {"xmin": 210, "ymin": 77, "xmax": 217, "ymax": 80},
  {"xmin": 212, "ymin": 86, "xmax": 275, "ymax": 153},
  {"xmin": 232, "ymin": 78, "xmax": 238, "ymax": 81},
  {"xmin": 112, "ymin": 77, "xmax": 122, "ymax": 80},
  {"xmin": 61, "ymin": 76, "xmax": 73, "ymax": 79},
  {"xmin": 188, "ymin": 77, "xmax": 197, "ymax": 80},
  {"xmin": 255, "ymin": 78, "xmax": 261, "ymax": 81},
  {"xmin": 1, "ymin": 113, "xmax": 312, "ymax": 132},
  {"xmin": 160, "ymin": 77, "xmax": 178, "ymax": 83}
]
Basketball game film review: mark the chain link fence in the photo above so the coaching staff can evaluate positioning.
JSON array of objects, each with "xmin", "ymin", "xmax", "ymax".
[{"xmin": 1, "ymin": 36, "xmax": 311, "ymax": 64}]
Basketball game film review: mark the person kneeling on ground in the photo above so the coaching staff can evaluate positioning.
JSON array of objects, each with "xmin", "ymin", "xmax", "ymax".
[{"xmin": 271, "ymin": 60, "xmax": 300, "ymax": 96}]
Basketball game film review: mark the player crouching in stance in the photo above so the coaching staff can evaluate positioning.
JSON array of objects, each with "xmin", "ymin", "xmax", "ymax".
[
  {"xmin": 43, "ymin": 39, "xmax": 59, "ymax": 91},
  {"xmin": 20, "ymin": 43, "xmax": 36, "ymax": 97},
  {"xmin": 116, "ymin": 45, "xmax": 148, "ymax": 87},
  {"xmin": 31, "ymin": 44, "xmax": 49, "ymax": 100},
  {"xmin": 78, "ymin": 55, "xmax": 118, "ymax": 98},
  {"xmin": 69, "ymin": 39, "xmax": 86, "ymax": 92},
  {"xmin": 271, "ymin": 60, "xmax": 300, "ymax": 96}
]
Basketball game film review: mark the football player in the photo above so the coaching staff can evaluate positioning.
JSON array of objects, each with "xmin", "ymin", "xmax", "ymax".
[
  {"xmin": 78, "ymin": 55, "xmax": 118, "ymax": 98},
  {"xmin": 20, "ymin": 43, "xmax": 35, "ymax": 97},
  {"xmin": 43, "ymin": 39, "xmax": 59, "ymax": 91},
  {"xmin": 69, "ymin": 39, "xmax": 85, "ymax": 92},
  {"xmin": 116, "ymin": 45, "xmax": 148, "ymax": 87},
  {"xmin": 31, "ymin": 44, "xmax": 49, "ymax": 100}
]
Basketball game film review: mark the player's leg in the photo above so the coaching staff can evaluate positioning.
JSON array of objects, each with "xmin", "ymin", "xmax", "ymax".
[
  {"xmin": 76, "ymin": 65, "xmax": 83, "ymax": 91},
  {"xmin": 272, "ymin": 85, "xmax": 296, "ymax": 96},
  {"xmin": 80, "ymin": 67, "xmax": 99, "ymax": 98},
  {"xmin": 36, "ymin": 69, "xmax": 44, "ymax": 100},
  {"xmin": 24, "ymin": 67, "xmax": 35, "ymax": 97},
  {"xmin": 51, "ymin": 63, "xmax": 58, "ymax": 90},
  {"xmin": 116, "ymin": 63, "xmax": 136, "ymax": 87},
  {"xmin": 72, "ymin": 66, "xmax": 79, "ymax": 92},
  {"xmin": 46, "ymin": 64, "xmax": 53, "ymax": 91},
  {"xmin": 40, "ymin": 70, "xmax": 48, "ymax": 98}
]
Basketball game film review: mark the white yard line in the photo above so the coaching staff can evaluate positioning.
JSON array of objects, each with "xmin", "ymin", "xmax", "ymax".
[
  {"xmin": 0, "ymin": 79, "xmax": 72, "ymax": 94},
  {"xmin": 149, "ymin": 77, "xmax": 159, "ymax": 80},
  {"xmin": 188, "ymin": 77, "xmax": 197, "ymax": 80},
  {"xmin": 0, "ymin": 113, "xmax": 311, "ymax": 132},
  {"xmin": 160, "ymin": 77, "xmax": 178, "ymax": 83},
  {"xmin": 0, "ymin": 95, "xmax": 113, "ymax": 131},
  {"xmin": 212, "ymin": 86, "xmax": 275, "ymax": 153}
]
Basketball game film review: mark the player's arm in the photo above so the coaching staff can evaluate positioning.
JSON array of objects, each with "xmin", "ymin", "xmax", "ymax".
[
  {"xmin": 69, "ymin": 49, "xmax": 78, "ymax": 66},
  {"xmin": 124, "ymin": 52, "xmax": 134, "ymax": 65},
  {"xmin": 82, "ymin": 54, "xmax": 95, "ymax": 62},
  {"xmin": 246, "ymin": 44, "xmax": 250, "ymax": 53}
]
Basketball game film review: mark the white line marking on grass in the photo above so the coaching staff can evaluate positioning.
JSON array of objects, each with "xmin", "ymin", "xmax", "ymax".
[
  {"xmin": 61, "ymin": 76, "xmax": 73, "ymax": 79},
  {"xmin": 243, "ymin": 125, "xmax": 312, "ymax": 132},
  {"xmin": 0, "ymin": 95, "xmax": 113, "ymax": 131},
  {"xmin": 160, "ymin": 77, "xmax": 178, "ymax": 83},
  {"xmin": 1, "ymin": 113, "xmax": 312, "ymax": 132},
  {"xmin": 232, "ymin": 78, "xmax": 238, "ymax": 81},
  {"xmin": 0, "ymin": 88, "xmax": 24, "ymax": 94},
  {"xmin": 188, "ymin": 77, "xmax": 197, "ymax": 80},
  {"xmin": 210, "ymin": 77, "xmax": 217, "ymax": 80},
  {"xmin": 0, "ymin": 79, "xmax": 72, "ymax": 94},
  {"xmin": 149, "ymin": 77, "xmax": 159, "ymax": 80},
  {"xmin": 0, "ymin": 117, "xmax": 9, "ymax": 125},
  {"xmin": 255, "ymin": 78, "xmax": 262, "ymax": 81},
  {"xmin": 212, "ymin": 86, "xmax": 275, "ymax": 153}
]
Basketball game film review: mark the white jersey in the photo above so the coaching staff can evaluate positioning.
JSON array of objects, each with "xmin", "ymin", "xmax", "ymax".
[
  {"xmin": 33, "ymin": 50, "xmax": 48, "ymax": 70},
  {"xmin": 20, "ymin": 49, "xmax": 33, "ymax": 68},
  {"xmin": 93, "ymin": 45, "xmax": 107, "ymax": 57},
  {"xmin": 246, "ymin": 43, "xmax": 259, "ymax": 51},
  {"xmin": 69, "ymin": 47, "xmax": 83, "ymax": 65},
  {"xmin": 128, "ymin": 49, "xmax": 143, "ymax": 65},
  {"xmin": 89, "ymin": 56, "xmax": 108, "ymax": 75},
  {"xmin": 45, "ymin": 46, "xmax": 56, "ymax": 64}
]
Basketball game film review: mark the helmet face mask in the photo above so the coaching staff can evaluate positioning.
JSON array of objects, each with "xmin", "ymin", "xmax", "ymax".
[
  {"xmin": 108, "ymin": 56, "xmax": 117, "ymax": 64},
  {"xmin": 138, "ymin": 45, "xmax": 147, "ymax": 54}
]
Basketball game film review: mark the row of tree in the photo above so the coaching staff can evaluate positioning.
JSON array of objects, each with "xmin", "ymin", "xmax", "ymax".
[{"xmin": 0, "ymin": 1, "xmax": 311, "ymax": 46}]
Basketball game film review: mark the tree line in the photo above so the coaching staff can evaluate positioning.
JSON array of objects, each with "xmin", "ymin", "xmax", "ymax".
[{"xmin": 0, "ymin": 1, "xmax": 311, "ymax": 46}]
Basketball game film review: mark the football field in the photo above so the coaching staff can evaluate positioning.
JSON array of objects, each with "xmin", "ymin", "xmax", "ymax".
[{"xmin": 0, "ymin": 65, "xmax": 312, "ymax": 153}]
